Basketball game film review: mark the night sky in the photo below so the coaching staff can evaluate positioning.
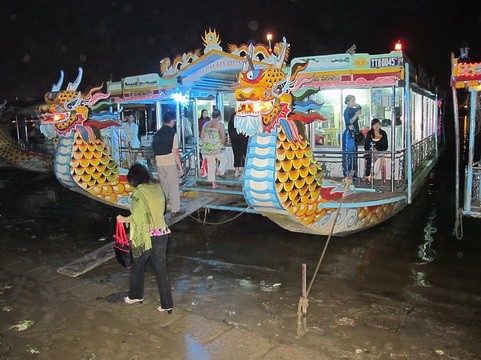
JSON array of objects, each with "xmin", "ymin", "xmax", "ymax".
[{"xmin": 1, "ymin": 0, "xmax": 480, "ymax": 101}]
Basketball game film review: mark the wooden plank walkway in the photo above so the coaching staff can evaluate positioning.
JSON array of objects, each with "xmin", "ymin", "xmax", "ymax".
[{"xmin": 57, "ymin": 195, "xmax": 216, "ymax": 277}]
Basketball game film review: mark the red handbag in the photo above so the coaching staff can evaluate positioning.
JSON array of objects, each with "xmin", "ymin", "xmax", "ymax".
[
  {"xmin": 200, "ymin": 158, "xmax": 208, "ymax": 177},
  {"xmin": 113, "ymin": 222, "xmax": 133, "ymax": 270}
]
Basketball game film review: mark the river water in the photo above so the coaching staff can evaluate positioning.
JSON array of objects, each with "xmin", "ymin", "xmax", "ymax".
[{"xmin": 0, "ymin": 149, "xmax": 480, "ymax": 358}]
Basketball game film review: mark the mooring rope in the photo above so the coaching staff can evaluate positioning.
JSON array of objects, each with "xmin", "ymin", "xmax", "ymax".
[
  {"xmin": 296, "ymin": 174, "xmax": 353, "ymax": 337},
  {"xmin": 188, "ymin": 206, "xmax": 251, "ymax": 226},
  {"xmin": 452, "ymin": 207, "xmax": 464, "ymax": 240}
]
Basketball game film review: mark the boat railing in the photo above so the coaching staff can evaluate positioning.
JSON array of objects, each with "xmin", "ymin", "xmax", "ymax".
[
  {"xmin": 411, "ymin": 135, "xmax": 436, "ymax": 176},
  {"xmin": 118, "ymin": 145, "xmax": 195, "ymax": 180},
  {"xmin": 313, "ymin": 135, "xmax": 437, "ymax": 192},
  {"xmin": 313, "ymin": 147, "xmax": 407, "ymax": 192},
  {"xmin": 120, "ymin": 146, "xmax": 155, "ymax": 171},
  {"xmin": 465, "ymin": 163, "xmax": 481, "ymax": 215},
  {"xmin": 180, "ymin": 147, "xmax": 196, "ymax": 179}
]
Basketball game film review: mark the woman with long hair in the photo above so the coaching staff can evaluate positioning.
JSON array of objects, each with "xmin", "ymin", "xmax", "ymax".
[
  {"xmin": 364, "ymin": 118, "xmax": 388, "ymax": 181},
  {"xmin": 197, "ymin": 109, "xmax": 210, "ymax": 135},
  {"xmin": 116, "ymin": 163, "xmax": 173, "ymax": 313}
]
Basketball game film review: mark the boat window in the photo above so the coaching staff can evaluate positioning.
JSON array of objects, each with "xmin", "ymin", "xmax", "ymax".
[
  {"xmin": 311, "ymin": 89, "xmax": 342, "ymax": 147},
  {"xmin": 423, "ymin": 96, "xmax": 437, "ymax": 138},
  {"xmin": 371, "ymin": 87, "xmax": 404, "ymax": 148},
  {"xmin": 423, "ymin": 96, "xmax": 429, "ymax": 138},
  {"xmin": 430, "ymin": 98, "xmax": 437, "ymax": 136},
  {"xmin": 412, "ymin": 91, "xmax": 423, "ymax": 142}
]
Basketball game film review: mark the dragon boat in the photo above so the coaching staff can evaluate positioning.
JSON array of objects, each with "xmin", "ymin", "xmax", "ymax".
[
  {"xmin": 42, "ymin": 30, "xmax": 441, "ymax": 236},
  {"xmin": 0, "ymin": 100, "xmax": 53, "ymax": 173},
  {"xmin": 39, "ymin": 69, "xmax": 133, "ymax": 208},
  {"xmin": 231, "ymin": 41, "xmax": 441, "ymax": 235},
  {"xmin": 451, "ymin": 49, "xmax": 481, "ymax": 239}
]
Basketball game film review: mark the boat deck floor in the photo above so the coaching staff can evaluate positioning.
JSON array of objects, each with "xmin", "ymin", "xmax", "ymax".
[{"xmin": 180, "ymin": 170, "xmax": 407, "ymax": 212}]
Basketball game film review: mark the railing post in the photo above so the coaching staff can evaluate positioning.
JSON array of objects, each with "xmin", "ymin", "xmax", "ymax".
[
  {"xmin": 155, "ymin": 101, "xmax": 162, "ymax": 130},
  {"xmin": 451, "ymin": 53, "xmax": 461, "ymax": 221},
  {"xmin": 404, "ymin": 62, "xmax": 412, "ymax": 204},
  {"xmin": 390, "ymin": 85, "xmax": 396, "ymax": 192},
  {"xmin": 434, "ymin": 93, "xmax": 439, "ymax": 161},
  {"xmin": 464, "ymin": 89, "xmax": 477, "ymax": 213}
]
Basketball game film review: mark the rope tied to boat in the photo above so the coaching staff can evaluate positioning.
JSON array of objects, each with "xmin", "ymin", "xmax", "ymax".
[
  {"xmin": 188, "ymin": 206, "xmax": 252, "ymax": 226},
  {"xmin": 296, "ymin": 171, "xmax": 354, "ymax": 337},
  {"xmin": 452, "ymin": 207, "xmax": 464, "ymax": 240}
]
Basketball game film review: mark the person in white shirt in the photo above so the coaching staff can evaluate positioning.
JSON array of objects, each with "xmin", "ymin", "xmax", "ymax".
[{"xmin": 123, "ymin": 115, "xmax": 140, "ymax": 148}]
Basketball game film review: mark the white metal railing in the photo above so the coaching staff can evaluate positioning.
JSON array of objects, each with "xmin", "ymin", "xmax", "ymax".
[
  {"xmin": 120, "ymin": 145, "xmax": 195, "ymax": 180},
  {"xmin": 466, "ymin": 164, "xmax": 481, "ymax": 213},
  {"xmin": 411, "ymin": 135, "xmax": 436, "ymax": 176},
  {"xmin": 313, "ymin": 147, "xmax": 406, "ymax": 191},
  {"xmin": 313, "ymin": 134, "xmax": 437, "ymax": 192}
]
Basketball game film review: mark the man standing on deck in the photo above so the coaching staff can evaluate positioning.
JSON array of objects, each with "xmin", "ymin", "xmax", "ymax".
[{"xmin": 152, "ymin": 111, "xmax": 185, "ymax": 217}]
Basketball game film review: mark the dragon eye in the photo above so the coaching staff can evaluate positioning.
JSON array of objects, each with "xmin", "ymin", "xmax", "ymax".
[
  {"xmin": 65, "ymin": 99, "xmax": 77, "ymax": 110},
  {"xmin": 244, "ymin": 69, "xmax": 263, "ymax": 83}
]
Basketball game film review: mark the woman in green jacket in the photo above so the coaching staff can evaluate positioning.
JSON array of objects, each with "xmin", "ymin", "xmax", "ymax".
[{"xmin": 117, "ymin": 163, "xmax": 173, "ymax": 313}]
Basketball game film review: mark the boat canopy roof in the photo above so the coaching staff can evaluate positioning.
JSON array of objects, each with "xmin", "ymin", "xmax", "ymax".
[
  {"xmin": 107, "ymin": 29, "xmax": 285, "ymax": 105},
  {"xmin": 108, "ymin": 29, "xmax": 438, "ymax": 105}
]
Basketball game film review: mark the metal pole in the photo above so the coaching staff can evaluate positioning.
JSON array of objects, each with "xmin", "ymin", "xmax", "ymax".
[
  {"xmin": 177, "ymin": 102, "xmax": 185, "ymax": 153},
  {"xmin": 301, "ymin": 263, "xmax": 307, "ymax": 314},
  {"xmin": 144, "ymin": 109, "xmax": 148, "ymax": 137},
  {"xmin": 434, "ymin": 90, "xmax": 439, "ymax": 161},
  {"xmin": 118, "ymin": 127, "xmax": 123, "ymax": 165},
  {"xmin": 464, "ymin": 89, "xmax": 477, "ymax": 213},
  {"xmin": 24, "ymin": 120, "xmax": 28, "ymax": 143},
  {"xmin": 193, "ymin": 98, "xmax": 200, "ymax": 178},
  {"xmin": 15, "ymin": 115, "xmax": 20, "ymax": 141},
  {"xmin": 451, "ymin": 54, "xmax": 461, "ymax": 216},
  {"xmin": 404, "ymin": 62, "xmax": 412, "ymax": 203},
  {"xmin": 155, "ymin": 101, "xmax": 162, "ymax": 130},
  {"xmin": 391, "ymin": 85, "xmax": 396, "ymax": 191},
  {"xmin": 301, "ymin": 263, "xmax": 307, "ymax": 331}
]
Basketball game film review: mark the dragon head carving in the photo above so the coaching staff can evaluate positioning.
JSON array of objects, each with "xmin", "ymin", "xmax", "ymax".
[
  {"xmin": 41, "ymin": 68, "xmax": 119, "ymax": 136},
  {"xmin": 234, "ymin": 38, "xmax": 325, "ymax": 142}
]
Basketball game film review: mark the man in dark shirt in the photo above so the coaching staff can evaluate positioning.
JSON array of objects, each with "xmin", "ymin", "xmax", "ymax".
[{"xmin": 152, "ymin": 111, "xmax": 185, "ymax": 217}]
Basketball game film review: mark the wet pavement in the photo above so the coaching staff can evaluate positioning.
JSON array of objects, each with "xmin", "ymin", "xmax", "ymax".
[{"xmin": 0, "ymin": 152, "xmax": 481, "ymax": 359}]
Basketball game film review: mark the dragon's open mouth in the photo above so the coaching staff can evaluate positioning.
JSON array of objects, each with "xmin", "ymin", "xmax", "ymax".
[
  {"xmin": 40, "ymin": 112, "xmax": 69, "ymax": 124},
  {"xmin": 236, "ymin": 99, "xmax": 274, "ymax": 115}
]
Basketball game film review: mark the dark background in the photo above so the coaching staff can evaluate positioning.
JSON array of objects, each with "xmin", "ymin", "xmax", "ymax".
[{"xmin": 1, "ymin": 0, "xmax": 480, "ymax": 101}]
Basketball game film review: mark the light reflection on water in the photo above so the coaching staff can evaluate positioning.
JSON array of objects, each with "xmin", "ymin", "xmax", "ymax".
[
  {"xmin": 184, "ymin": 335, "xmax": 209, "ymax": 360},
  {"xmin": 410, "ymin": 183, "xmax": 437, "ymax": 292},
  {"xmin": 410, "ymin": 269, "xmax": 431, "ymax": 288},
  {"xmin": 417, "ymin": 208, "xmax": 437, "ymax": 264}
]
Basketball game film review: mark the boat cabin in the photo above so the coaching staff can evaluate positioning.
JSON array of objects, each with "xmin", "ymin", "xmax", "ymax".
[{"xmin": 290, "ymin": 49, "xmax": 440, "ymax": 193}]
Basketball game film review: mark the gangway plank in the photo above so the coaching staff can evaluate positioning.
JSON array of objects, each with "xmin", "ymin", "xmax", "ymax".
[{"xmin": 57, "ymin": 195, "xmax": 216, "ymax": 277}]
